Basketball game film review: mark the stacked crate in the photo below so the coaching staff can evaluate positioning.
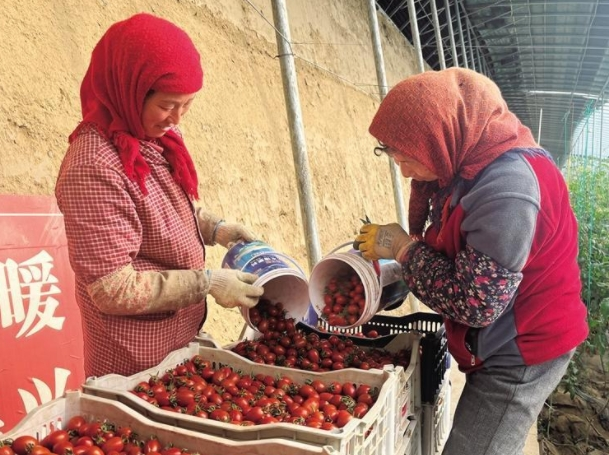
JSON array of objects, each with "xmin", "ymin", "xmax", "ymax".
[
  {"xmin": 82, "ymin": 340, "xmax": 419, "ymax": 455},
  {"xmin": 5, "ymin": 314, "xmax": 441, "ymax": 455},
  {"xmin": 300, "ymin": 311, "xmax": 451, "ymax": 455},
  {"xmin": 2, "ymin": 391, "xmax": 337, "ymax": 455}
]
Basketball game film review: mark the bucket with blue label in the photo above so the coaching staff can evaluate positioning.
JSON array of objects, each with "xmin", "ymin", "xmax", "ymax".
[{"xmin": 222, "ymin": 240, "xmax": 310, "ymax": 330}]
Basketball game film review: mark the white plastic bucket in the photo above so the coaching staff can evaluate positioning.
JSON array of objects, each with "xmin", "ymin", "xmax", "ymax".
[
  {"xmin": 221, "ymin": 240, "xmax": 309, "ymax": 329},
  {"xmin": 309, "ymin": 242, "xmax": 410, "ymax": 328}
]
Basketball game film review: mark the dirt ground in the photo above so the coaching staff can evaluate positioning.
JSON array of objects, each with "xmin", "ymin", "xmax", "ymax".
[{"xmin": 539, "ymin": 351, "xmax": 609, "ymax": 455}]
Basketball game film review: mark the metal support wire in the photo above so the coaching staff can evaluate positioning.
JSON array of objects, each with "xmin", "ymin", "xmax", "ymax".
[
  {"xmin": 444, "ymin": 0, "xmax": 459, "ymax": 67},
  {"xmin": 430, "ymin": 0, "xmax": 447, "ymax": 69},
  {"xmin": 455, "ymin": 0, "xmax": 469, "ymax": 69},
  {"xmin": 407, "ymin": 0, "xmax": 427, "ymax": 73}
]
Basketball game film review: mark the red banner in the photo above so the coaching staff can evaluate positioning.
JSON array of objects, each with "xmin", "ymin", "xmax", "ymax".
[{"xmin": 0, "ymin": 195, "xmax": 84, "ymax": 432}]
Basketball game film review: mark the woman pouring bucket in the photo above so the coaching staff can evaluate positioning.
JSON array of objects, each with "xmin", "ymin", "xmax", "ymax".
[{"xmin": 352, "ymin": 68, "xmax": 588, "ymax": 455}]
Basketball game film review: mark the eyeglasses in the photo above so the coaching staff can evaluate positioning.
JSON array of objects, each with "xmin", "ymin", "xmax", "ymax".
[{"xmin": 373, "ymin": 141, "xmax": 389, "ymax": 157}]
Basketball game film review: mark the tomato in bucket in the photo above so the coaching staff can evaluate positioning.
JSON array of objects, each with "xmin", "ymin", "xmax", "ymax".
[{"xmin": 309, "ymin": 242, "xmax": 410, "ymax": 328}]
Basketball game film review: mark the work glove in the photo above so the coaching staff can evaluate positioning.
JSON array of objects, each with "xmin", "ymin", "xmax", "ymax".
[
  {"xmin": 353, "ymin": 223, "xmax": 413, "ymax": 261},
  {"xmin": 207, "ymin": 269, "xmax": 264, "ymax": 308},
  {"xmin": 214, "ymin": 221, "xmax": 257, "ymax": 249}
]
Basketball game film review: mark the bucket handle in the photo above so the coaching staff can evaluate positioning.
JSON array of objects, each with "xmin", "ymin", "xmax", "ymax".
[
  {"xmin": 327, "ymin": 241, "xmax": 382, "ymax": 278},
  {"xmin": 238, "ymin": 251, "xmax": 307, "ymax": 277}
]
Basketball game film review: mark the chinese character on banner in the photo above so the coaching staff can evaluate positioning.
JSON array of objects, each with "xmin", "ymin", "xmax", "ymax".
[{"xmin": 0, "ymin": 195, "xmax": 84, "ymax": 432}]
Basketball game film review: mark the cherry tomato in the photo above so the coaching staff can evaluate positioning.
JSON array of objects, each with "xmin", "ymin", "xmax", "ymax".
[
  {"xmin": 52, "ymin": 441, "xmax": 74, "ymax": 455},
  {"xmin": 82, "ymin": 447, "xmax": 105, "ymax": 455},
  {"xmin": 41, "ymin": 430, "xmax": 70, "ymax": 450},
  {"xmin": 335, "ymin": 410, "xmax": 354, "ymax": 428},
  {"xmin": 143, "ymin": 438, "xmax": 162, "ymax": 454},
  {"xmin": 209, "ymin": 409, "xmax": 230, "ymax": 423},
  {"xmin": 102, "ymin": 437, "xmax": 124, "ymax": 454},
  {"xmin": 353, "ymin": 403, "xmax": 369, "ymax": 418},
  {"xmin": 28, "ymin": 446, "xmax": 51, "ymax": 455},
  {"xmin": 66, "ymin": 415, "xmax": 87, "ymax": 433},
  {"xmin": 11, "ymin": 436, "xmax": 39, "ymax": 455}
]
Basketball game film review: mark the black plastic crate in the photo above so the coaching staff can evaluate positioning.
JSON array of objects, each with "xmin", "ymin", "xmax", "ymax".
[{"xmin": 298, "ymin": 311, "xmax": 449, "ymax": 404}]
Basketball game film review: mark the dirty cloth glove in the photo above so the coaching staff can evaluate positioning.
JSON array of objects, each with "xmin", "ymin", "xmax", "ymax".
[
  {"xmin": 214, "ymin": 221, "xmax": 257, "ymax": 248},
  {"xmin": 207, "ymin": 269, "xmax": 264, "ymax": 308},
  {"xmin": 354, "ymin": 223, "xmax": 413, "ymax": 261}
]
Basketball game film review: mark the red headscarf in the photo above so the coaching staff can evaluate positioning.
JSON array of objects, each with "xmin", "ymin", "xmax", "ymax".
[
  {"xmin": 369, "ymin": 68, "xmax": 538, "ymax": 237},
  {"xmin": 70, "ymin": 13, "xmax": 203, "ymax": 198}
]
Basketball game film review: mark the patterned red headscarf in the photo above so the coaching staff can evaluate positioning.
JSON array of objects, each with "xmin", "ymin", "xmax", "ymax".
[
  {"xmin": 369, "ymin": 68, "xmax": 538, "ymax": 237},
  {"xmin": 70, "ymin": 13, "xmax": 203, "ymax": 198}
]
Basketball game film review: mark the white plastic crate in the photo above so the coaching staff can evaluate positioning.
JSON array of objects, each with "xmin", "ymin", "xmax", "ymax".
[
  {"xmin": 398, "ymin": 411, "xmax": 421, "ymax": 455},
  {"xmin": 421, "ymin": 372, "xmax": 451, "ymax": 455},
  {"xmin": 220, "ymin": 331, "xmax": 421, "ymax": 455},
  {"xmin": 1, "ymin": 391, "xmax": 336, "ymax": 455},
  {"xmin": 83, "ymin": 342, "xmax": 402, "ymax": 455}
]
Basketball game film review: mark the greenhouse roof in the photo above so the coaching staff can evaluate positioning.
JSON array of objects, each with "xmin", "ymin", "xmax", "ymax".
[{"xmin": 378, "ymin": 0, "xmax": 609, "ymax": 166}]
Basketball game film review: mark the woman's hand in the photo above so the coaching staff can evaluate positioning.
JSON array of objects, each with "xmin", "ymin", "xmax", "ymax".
[
  {"xmin": 206, "ymin": 269, "xmax": 263, "ymax": 308},
  {"xmin": 353, "ymin": 223, "xmax": 413, "ymax": 261},
  {"xmin": 214, "ymin": 222, "xmax": 257, "ymax": 248}
]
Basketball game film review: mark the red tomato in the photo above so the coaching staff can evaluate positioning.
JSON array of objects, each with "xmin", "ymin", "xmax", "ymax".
[
  {"xmin": 143, "ymin": 439, "xmax": 162, "ymax": 454},
  {"xmin": 357, "ymin": 393, "xmax": 374, "ymax": 406},
  {"xmin": 0, "ymin": 447, "xmax": 15, "ymax": 455},
  {"xmin": 66, "ymin": 415, "xmax": 87, "ymax": 433},
  {"xmin": 335, "ymin": 410, "xmax": 354, "ymax": 428},
  {"xmin": 85, "ymin": 422, "xmax": 104, "ymax": 439},
  {"xmin": 302, "ymin": 397, "xmax": 320, "ymax": 414},
  {"xmin": 290, "ymin": 407, "xmax": 309, "ymax": 419},
  {"xmin": 209, "ymin": 409, "xmax": 230, "ymax": 423},
  {"xmin": 102, "ymin": 437, "xmax": 124, "ymax": 454},
  {"xmin": 52, "ymin": 441, "xmax": 74, "ymax": 455},
  {"xmin": 245, "ymin": 406, "xmax": 265, "ymax": 423},
  {"xmin": 28, "ymin": 446, "xmax": 50, "ymax": 455},
  {"xmin": 305, "ymin": 418, "xmax": 323, "ymax": 429},
  {"xmin": 82, "ymin": 447, "xmax": 105, "ymax": 455},
  {"xmin": 309, "ymin": 380, "xmax": 326, "ymax": 393},
  {"xmin": 229, "ymin": 410, "xmax": 243, "ymax": 422},
  {"xmin": 327, "ymin": 381, "xmax": 343, "ymax": 394},
  {"xmin": 322, "ymin": 404, "xmax": 339, "ymax": 422},
  {"xmin": 298, "ymin": 384, "xmax": 317, "ymax": 398},
  {"xmin": 366, "ymin": 330, "xmax": 379, "ymax": 338},
  {"xmin": 259, "ymin": 416, "xmax": 279, "ymax": 424},
  {"xmin": 74, "ymin": 437, "xmax": 94, "ymax": 448},
  {"xmin": 42, "ymin": 430, "xmax": 70, "ymax": 450},
  {"xmin": 353, "ymin": 403, "xmax": 369, "ymax": 418},
  {"xmin": 175, "ymin": 387, "xmax": 195, "ymax": 407},
  {"xmin": 342, "ymin": 382, "xmax": 357, "ymax": 398},
  {"xmin": 321, "ymin": 421, "xmax": 338, "ymax": 431},
  {"xmin": 124, "ymin": 443, "xmax": 143, "ymax": 455},
  {"xmin": 11, "ymin": 436, "xmax": 39, "ymax": 455}
]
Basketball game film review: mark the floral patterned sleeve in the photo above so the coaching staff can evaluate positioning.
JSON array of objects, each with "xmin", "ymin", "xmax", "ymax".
[{"xmin": 403, "ymin": 242, "xmax": 523, "ymax": 327}]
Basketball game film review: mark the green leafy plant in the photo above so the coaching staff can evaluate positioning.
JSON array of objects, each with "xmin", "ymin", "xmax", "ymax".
[{"xmin": 563, "ymin": 156, "xmax": 609, "ymax": 394}]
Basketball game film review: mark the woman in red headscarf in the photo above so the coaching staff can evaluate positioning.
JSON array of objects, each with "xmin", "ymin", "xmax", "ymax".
[
  {"xmin": 354, "ymin": 68, "xmax": 588, "ymax": 455},
  {"xmin": 55, "ymin": 13, "xmax": 263, "ymax": 377}
]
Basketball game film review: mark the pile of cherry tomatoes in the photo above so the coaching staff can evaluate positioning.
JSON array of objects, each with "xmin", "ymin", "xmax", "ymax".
[
  {"xmin": 233, "ymin": 299, "xmax": 411, "ymax": 372},
  {"xmin": 1, "ymin": 417, "xmax": 177, "ymax": 455},
  {"xmin": 128, "ymin": 354, "xmax": 374, "ymax": 430},
  {"xmin": 319, "ymin": 272, "xmax": 365, "ymax": 327}
]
